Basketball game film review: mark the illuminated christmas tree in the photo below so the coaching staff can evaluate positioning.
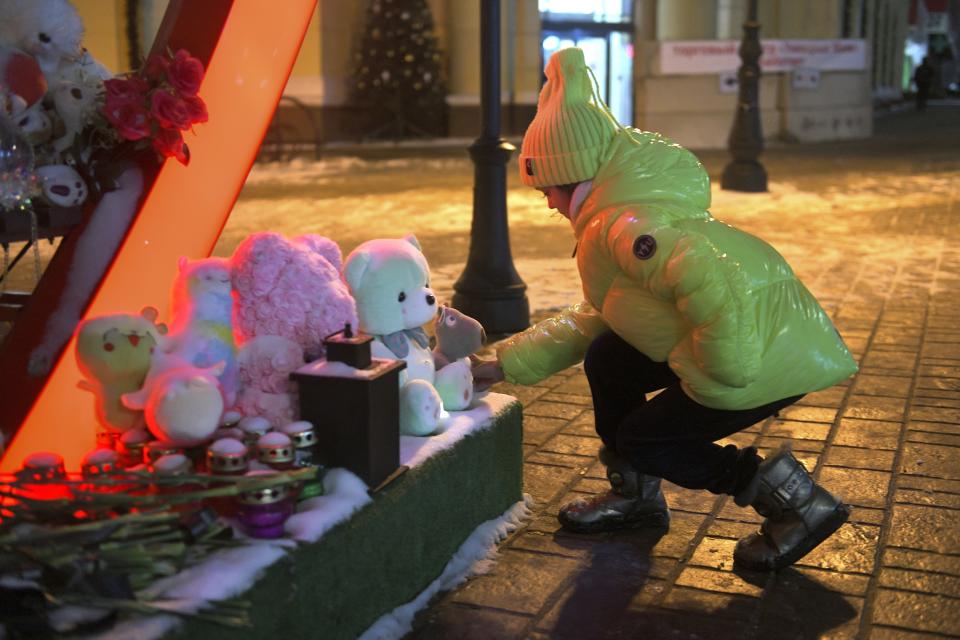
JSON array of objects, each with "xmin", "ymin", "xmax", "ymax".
[{"xmin": 351, "ymin": 0, "xmax": 447, "ymax": 139}]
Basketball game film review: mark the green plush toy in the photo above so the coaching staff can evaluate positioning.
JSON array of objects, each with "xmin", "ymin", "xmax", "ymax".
[{"xmin": 75, "ymin": 307, "xmax": 167, "ymax": 433}]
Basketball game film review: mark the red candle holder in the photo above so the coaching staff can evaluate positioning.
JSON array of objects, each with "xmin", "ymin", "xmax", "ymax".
[
  {"xmin": 118, "ymin": 428, "xmax": 152, "ymax": 468},
  {"xmin": 279, "ymin": 421, "xmax": 317, "ymax": 467},
  {"xmin": 238, "ymin": 416, "xmax": 271, "ymax": 448},
  {"xmin": 13, "ymin": 452, "xmax": 74, "ymax": 509},
  {"xmin": 17, "ymin": 451, "xmax": 67, "ymax": 483},
  {"xmin": 145, "ymin": 441, "xmax": 182, "ymax": 466},
  {"xmin": 207, "ymin": 438, "xmax": 249, "ymax": 475},
  {"xmin": 81, "ymin": 448, "xmax": 121, "ymax": 479},
  {"xmin": 257, "ymin": 432, "xmax": 295, "ymax": 470},
  {"xmin": 96, "ymin": 430, "xmax": 120, "ymax": 451}
]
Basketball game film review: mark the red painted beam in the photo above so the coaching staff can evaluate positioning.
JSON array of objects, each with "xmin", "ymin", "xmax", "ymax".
[{"xmin": 1, "ymin": 0, "xmax": 317, "ymax": 471}]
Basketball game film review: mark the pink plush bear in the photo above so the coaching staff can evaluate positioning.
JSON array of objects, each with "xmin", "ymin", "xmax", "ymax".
[
  {"xmin": 230, "ymin": 232, "xmax": 357, "ymax": 426},
  {"xmin": 234, "ymin": 335, "xmax": 303, "ymax": 426},
  {"xmin": 231, "ymin": 232, "xmax": 357, "ymax": 361}
]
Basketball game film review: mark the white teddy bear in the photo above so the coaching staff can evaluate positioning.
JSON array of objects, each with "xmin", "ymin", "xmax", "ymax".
[
  {"xmin": 0, "ymin": 0, "xmax": 110, "ymax": 88},
  {"xmin": 0, "ymin": 0, "xmax": 111, "ymax": 156},
  {"xmin": 342, "ymin": 235, "xmax": 474, "ymax": 436}
]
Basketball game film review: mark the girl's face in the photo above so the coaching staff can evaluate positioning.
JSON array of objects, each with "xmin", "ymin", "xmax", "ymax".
[{"xmin": 538, "ymin": 186, "xmax": 574, "ymax": 219}]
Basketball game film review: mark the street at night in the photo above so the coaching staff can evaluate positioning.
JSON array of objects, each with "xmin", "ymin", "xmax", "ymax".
[
  {"xmin": 2, "ymin": 1, "xmax": 959, "ymax": 637},
  {"xmin": 220, "ymin": 102, "xmax": 960, "ymax": 638}
]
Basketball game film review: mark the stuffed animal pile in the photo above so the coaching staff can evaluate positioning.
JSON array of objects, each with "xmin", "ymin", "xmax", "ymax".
[
  {"xmin": 76, "ymin": 233, "xmax": 357, "ymax": 447},
  {"xmin": 77, "ymin": 231, "xmax": 489, "ymax": 450},
  {"xmin": 0, "ymin": 0, "xmax": 113, "ymax": 209}
]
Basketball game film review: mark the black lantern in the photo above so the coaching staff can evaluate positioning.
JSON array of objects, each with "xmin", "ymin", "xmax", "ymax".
[{"xmin": 291, "ymin": 325, "xmax": 406, "ymax": 491}]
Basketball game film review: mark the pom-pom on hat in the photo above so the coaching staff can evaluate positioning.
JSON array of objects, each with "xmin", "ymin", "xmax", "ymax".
[{"xmin": 519, "ymin": 47, "xmax": 619, "ymax": 188}]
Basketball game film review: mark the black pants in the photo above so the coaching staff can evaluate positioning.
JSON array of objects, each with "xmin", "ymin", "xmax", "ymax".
[{"xmin": 584, "ymin": 331, "xmax": 801, "ymax": 496}]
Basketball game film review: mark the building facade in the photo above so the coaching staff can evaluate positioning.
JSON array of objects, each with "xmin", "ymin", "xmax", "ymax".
[{"xmin": 74, "ymin": 1, "xmax": 951, "ymax": 150}]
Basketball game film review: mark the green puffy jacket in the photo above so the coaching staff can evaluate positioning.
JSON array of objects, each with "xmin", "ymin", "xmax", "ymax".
[{"xmin": 499, "ymin": 128, "xmax": 857, "ymax": 410}]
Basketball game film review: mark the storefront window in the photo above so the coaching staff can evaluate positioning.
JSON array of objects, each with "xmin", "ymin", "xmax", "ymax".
[
  {"xmin": 540, "ymin": 0, "xmax": 634, "ymax": 125},
  {"xmin": 539, "ymin": 0, "xmax": 632, "ymax": 24}
]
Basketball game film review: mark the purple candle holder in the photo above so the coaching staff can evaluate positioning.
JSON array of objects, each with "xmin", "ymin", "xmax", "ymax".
[{"xmin": 236, "ymin": 474, "xmax": 294, "ymax": 539}]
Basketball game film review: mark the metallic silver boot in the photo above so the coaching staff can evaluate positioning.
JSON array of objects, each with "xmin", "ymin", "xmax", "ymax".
[
  {"xmin": 733, "ymin": 446, "xmax": 850, "ymax": 571},
  {"xmin": 558, "ymin": 447, "xmax": 669, "ymax": 533}
]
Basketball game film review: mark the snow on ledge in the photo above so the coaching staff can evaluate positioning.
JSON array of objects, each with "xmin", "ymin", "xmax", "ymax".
[
  {"xmin": 285, "ymin": 391, "xmax": 516, "ymax": 544},
  {"xmin": 85, "ymin": 391, "xmax": 520, "ymax": 640},
  {"xmin": 400, "ymin": 391, "xmax": 516, "ymax": 470}
]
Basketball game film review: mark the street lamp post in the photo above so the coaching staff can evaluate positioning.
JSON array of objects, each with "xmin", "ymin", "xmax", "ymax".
[
  {"xmin": 721, "ymin": 0, "xmax": 767, "ymax": 192},
  {"xmin": 452, "ymin": 0, "xmax": 529, "ymax": 334}
]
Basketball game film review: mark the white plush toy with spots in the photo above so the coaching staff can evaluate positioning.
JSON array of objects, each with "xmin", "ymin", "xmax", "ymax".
[
  {"xmin": 36, "ymin": 163, "xmax": 87, "ymax": 207},
  {"xmin": 10, "ymin": 99, "xmax": 52, "ymax": 144},
  {"xmin": 342, "ymin": 235, "xmax": 474, "ymax": 436},
  {"xmin": 51, "ymin": 80, "xmax": 97, "ymax": 153}
]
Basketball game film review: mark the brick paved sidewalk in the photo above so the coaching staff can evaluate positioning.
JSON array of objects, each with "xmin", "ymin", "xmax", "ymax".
[{"xmin": 407, "ymin": 105, "xmax": 960, "ymax": 639}]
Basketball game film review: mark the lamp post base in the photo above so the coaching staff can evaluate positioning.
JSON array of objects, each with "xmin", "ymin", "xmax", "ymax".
[
  {"xmin": 452, "ymin": 288, "xmax": 529, "ymax": 337},
  {"xmin": 721, "ymin": 160, "xmax": 768, "ymax": 193},
  {"xmin": 453, "ymin": 135, "xmax": 529, "ymax": 336}
]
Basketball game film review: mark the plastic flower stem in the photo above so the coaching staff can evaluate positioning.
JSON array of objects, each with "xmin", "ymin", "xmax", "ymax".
[
  {"xmin": 70, "ymin": 469, "xmax": 315, "ymax": 506},
  {"xmin": 51, "ymin": 594, "xmax": 251, "ymax": 628},
  {"xmin": 0, "ymin": 512, "xmax": 179, "ymax": 544}
]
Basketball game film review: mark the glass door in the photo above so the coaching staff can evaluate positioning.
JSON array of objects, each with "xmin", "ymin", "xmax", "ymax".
[{"xmin": 539, "ymin": 0, "xmax": 634, "ymax": 126}]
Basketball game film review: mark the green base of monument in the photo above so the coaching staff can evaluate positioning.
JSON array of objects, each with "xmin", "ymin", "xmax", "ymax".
[{"xmin": 171, "ymin": 400, "xmax": 522, "ymax": 640}]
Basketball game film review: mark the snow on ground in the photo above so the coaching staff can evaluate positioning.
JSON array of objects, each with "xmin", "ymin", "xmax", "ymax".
[
  {"xmin": 86, "ymin": 392, "xmax": 523, "ymax": 640},
  {"xmin": 430, "ymin": 258, "xmax": 582, "ymax": 316},
  {"xmin": 223, "ymin": 154, "xmax": 960, "ymax": 326},
  {"xmin": 244, "ymin": 156, "xmax": 469, "ymax": 186}
]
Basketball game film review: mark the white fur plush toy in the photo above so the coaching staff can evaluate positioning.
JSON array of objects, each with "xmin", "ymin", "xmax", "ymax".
[
  {"xmin": 121, "ymin": 350, "xmax": 224, "ymax": 446},
  {"xmin": 342, "ymin": 235, "xmax": 474, "ymax": 437},
  {"xmin": 51, "ymin": 79, "xmax": 97, "ymax": 152},
  {"xmin": 0, "ymin": 0, "xmax": 110, "ymax": 89},
  {"xmin": 0, "ymin": 0, "xmax": 109, "ymax": 154},
  {"xmin": 10, "ymin": 99, "xmax": 52, "ymax": 144}
]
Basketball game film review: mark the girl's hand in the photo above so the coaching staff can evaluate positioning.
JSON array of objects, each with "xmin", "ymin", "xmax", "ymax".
[{"xmin": 470, "ymin": 355, "xmax": 505, "ymax": 391}]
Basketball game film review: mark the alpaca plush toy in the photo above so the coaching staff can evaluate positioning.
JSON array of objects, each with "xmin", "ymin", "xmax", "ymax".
[
  {"xmin": 0, "ymin": 0, "xmax": 83, "ymax": 77},
  {"xmin": 114, "ymin": 257, "xmax": 237, "ymax": 446},
  {"xmin": 166, "ymin": 256, "xmax": 238, "ymax": 409},
  {"xmin": 75, "ymin": 307, "xmax": 166, "ymax": 433},
  {"xmin": 342, "ymin": 235, "xmax": 475, "ymax": 436}
]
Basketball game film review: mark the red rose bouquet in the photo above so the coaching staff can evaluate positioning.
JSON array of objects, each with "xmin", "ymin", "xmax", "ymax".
[{"xmin": 101, "ymin": 49, "xmax": 208, "ymax": 165}]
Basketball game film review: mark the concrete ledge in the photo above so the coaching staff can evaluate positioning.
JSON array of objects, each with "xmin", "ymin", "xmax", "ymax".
[{"xmin": 170, "ymin": 398, "xmax": 523, "ymax": 640}]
